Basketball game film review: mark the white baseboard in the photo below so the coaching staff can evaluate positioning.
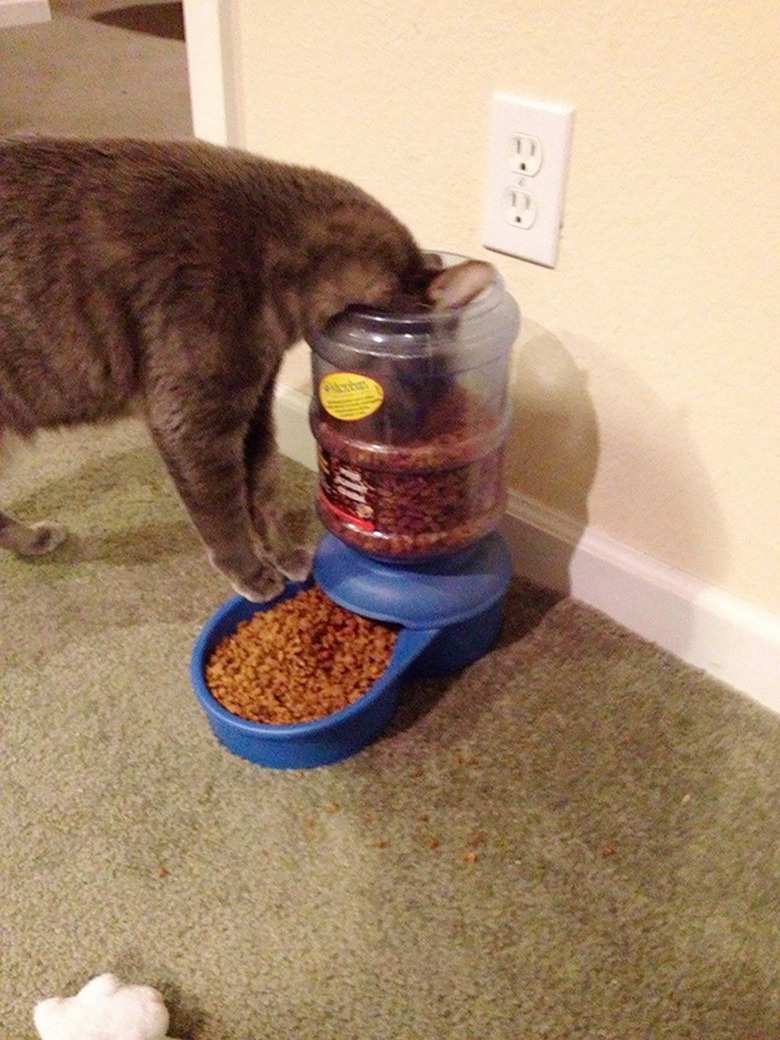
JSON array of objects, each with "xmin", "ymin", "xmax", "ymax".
[
  {"xmin": 501, "ymin": 494, "xmax": 780, "ymax": 714},
  {"xmin": 0, "ymin": 0, "xmax": 50, "ymax": 27},
  {"xmin": 274, "ymin": 384, "xmax": 780, "ymax": 715},
  {"xmin": 274, "ymin": 383, "xmax": 317, "ymax": 471}
]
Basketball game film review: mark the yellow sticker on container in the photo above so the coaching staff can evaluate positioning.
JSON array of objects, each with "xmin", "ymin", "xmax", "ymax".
[{"xmin": 319, "ymin": 372, "xmax": 384, "ymax": 421}]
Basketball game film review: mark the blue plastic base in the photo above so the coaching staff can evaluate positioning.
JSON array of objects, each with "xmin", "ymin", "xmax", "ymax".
[
  {"xmin": 314, "ymin": 531, "xmax": 513, "ymax": 630},
  {"xmin": 191, "ymin": 584, "xmax": 439, "ymax": 769},
  {"xmin": 191, "ymin": 532, "xmax": 513, "ymax": 769},
  {"xmin": 406, "ymin": 601, "xmax": 506, "ymax": 679}
]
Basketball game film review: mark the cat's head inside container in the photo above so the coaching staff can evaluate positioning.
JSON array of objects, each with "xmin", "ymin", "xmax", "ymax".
[
  {"xmin": 306, "ymin": 238, "xmax": 497, "ymax": 336},
  {"xmin": 394, "ymin": 251, "xmax": 496, "ymax": 315}
]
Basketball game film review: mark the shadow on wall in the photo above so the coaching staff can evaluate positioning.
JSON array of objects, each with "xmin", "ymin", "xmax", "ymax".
[
  {"xmin": 559, "ymin": 328, "xmax": 731, "ymax": 590},
  {"xmin": 500, "ymin": 319, "xmax": 600, "ymax": 594},
  {"xmin": 500, "ymin": 319, "xmax": 731, "ymax": 665},
  {"xmin": 92, "ymin": 2, "xmax": 183, "ymax": 40}
]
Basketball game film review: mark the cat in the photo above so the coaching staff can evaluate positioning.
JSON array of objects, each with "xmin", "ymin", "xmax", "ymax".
[{"xmin": 0, "ymin": 136, "xmax": 493, "ymax": 601}]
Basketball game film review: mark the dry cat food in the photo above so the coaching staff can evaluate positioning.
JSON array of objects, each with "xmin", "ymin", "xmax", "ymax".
[
  {"xmin": 314, "ymin": 386, "xmax": 507, "ymax": 559},
  {"xmin": 205, "ymin": 586, "xmax": 398, "ymax": 724},
  {"xmin": 308, "ymin": 254, "xmax": 518, "ymax": 561}
]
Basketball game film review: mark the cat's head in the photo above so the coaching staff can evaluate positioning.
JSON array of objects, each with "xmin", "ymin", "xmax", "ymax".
[
  {"xmin": 299, "ymin": 195, "xmax": 495, "ymax": 333},
  {"xmin": 396, "ymin": 253, "xmax": 497, "ymax": 313},
  {"xmin": 305, "ymin": 250, "xmax": 495, "ymax": 334}
]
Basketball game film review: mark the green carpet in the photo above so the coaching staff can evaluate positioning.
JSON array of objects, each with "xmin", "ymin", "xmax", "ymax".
[
  {"xmin": 1, "ymin": 418, "xmax": 779, "ymax": 1039},
  {"xmin": 0, "ymin": 11, "xmax": 191, "ymax": 140}
]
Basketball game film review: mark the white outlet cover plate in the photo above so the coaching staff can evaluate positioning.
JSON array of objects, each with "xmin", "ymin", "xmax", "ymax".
[{"xmin": 482, "ymin": 94, "xmax": 574, "ymax": 268}]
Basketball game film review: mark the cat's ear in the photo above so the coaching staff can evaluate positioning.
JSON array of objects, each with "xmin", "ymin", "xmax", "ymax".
[{"xmin": 425, "ymin": 260, "xmax": 495, "ymax": 310}]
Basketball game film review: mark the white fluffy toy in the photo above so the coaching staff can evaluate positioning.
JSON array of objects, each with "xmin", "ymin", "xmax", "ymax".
[{"xmin": 33, "ymin": 973, "xmax": 178, "ymax": 1040}]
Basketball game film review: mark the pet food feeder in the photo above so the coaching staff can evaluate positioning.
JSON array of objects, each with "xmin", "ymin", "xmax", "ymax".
[{"xmin": 191, "ymin": 253, "xmax": 520, "ymax": 768}]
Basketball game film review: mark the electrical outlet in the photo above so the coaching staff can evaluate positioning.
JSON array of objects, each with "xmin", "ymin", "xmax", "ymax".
[
  {"xmin": 483, "ymin": 94, "xmax": 574, "ymax": 267},
  {"xmin": 510, "ymin": 134, "xmax": 543, "ymax": 177},
  {"xmin": 507, "ymin": 189, "xmax": 537, "ymax": 229}
]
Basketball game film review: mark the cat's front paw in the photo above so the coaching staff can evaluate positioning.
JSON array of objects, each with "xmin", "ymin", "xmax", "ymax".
[
  {"xmin": 226, "ymin": 564, "xmax": 286, "ymax": 604},
  {"xmin": 16, "ymin": 521, "xmax": 69, "ymax": 558},
  {"xmin": 274, "ymin": 545, "xmax": 315, "ymax": 583}
]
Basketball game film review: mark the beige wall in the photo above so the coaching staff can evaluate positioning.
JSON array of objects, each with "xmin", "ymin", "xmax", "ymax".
[{"xmin": 230, "ymin": 0, "xmax": 780, "ymax": 615}]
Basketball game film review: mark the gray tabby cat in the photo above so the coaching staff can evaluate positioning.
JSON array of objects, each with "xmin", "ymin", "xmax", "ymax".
[{"xmin": 0, "ymin": 137, "xmax": 492, "ymax": 601}]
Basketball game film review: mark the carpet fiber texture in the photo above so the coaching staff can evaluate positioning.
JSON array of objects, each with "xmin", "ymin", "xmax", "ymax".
[
  {"xmin": 0, "ymin": 5, "xmax": 191, "ymax": 139},
  {"xmin": 1, "ymin": 419, "xmax": 778, "ymax": 1039}
]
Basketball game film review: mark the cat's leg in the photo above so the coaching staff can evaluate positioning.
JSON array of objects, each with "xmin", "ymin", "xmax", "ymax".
[
  {"xmin": 244, "ymin": 383, "xmax": 315, "ymax": 583},
  {"xmin": 1, "ymin": 429, "xmax": 68, "ymax": 557},
  {"xmin": 0, "ymin": 510, "xmax": 68, "ymax": 557},
  {"xmin": 247, "ymin": 449, "xmax": 315, "ymax": 582},
  {"xmin": 144, "ymin": 388, "xmax": 287, "ymax": 603}
]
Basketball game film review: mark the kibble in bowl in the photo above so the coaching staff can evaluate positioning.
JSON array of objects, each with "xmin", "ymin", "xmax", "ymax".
[
  {"xmin": 206, "ymin": 585, "xmax": 398, "ymax": 725},
  {"xmin": 191, "ymin": 581, "xmax": 437, "ymax": 769}
]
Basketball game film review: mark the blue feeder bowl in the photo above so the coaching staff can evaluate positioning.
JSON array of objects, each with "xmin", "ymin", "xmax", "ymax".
[{"xmin": 191, "ymin": 532, "xmax": 512, "ymax": 769}]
